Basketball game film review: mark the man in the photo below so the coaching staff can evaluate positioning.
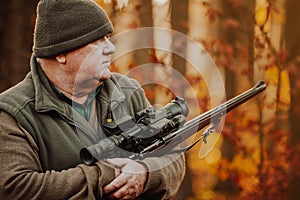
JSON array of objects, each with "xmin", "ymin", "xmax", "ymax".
[{"xmin": 0, "ymin": 0, "xmax": 185, "ymax": 199}]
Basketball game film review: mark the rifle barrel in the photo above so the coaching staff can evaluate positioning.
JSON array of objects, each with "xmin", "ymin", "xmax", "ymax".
[{"xmin": 140, "ymin": 80, "xmax": 266, "ymax": 154}]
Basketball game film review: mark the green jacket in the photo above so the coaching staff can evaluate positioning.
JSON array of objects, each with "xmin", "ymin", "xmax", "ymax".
[{"xmin": 0, "ymin": 55, "xmax": 185, "ymax": 200}]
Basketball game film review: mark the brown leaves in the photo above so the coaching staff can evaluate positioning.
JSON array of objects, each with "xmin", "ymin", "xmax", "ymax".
[{"xmin": 202, "ymin": 1, "xmax": 222, "ymax": 23}]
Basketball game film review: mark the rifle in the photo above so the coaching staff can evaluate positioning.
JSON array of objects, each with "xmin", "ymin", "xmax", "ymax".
[{"xmin": 80, "ymin": 80, "xmax": 266, "ymax": 165}]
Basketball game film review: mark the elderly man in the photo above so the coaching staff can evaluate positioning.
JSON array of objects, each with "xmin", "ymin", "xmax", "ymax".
[{"xmin": 0, "ymin": 0, "xmax": 185, "ymax": 199}]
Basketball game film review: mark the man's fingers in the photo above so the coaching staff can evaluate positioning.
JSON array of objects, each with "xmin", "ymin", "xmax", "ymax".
[
  {"xmin": 103, "ymin": 158, "xmax": 148, "ymax": 199},
  {"xmin": 103, "ymin": 174, "xmax": 127, "ymax": 194},
  {"xmin": 107, "ymin": 185, "xmax": 136, "ymax": 200},
  {"xmin": 105, "ymin": 175, "xmax": 139, "ymax": 200}
]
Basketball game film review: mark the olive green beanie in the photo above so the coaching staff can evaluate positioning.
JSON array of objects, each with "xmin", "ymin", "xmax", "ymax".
[{"xmin": 33, "ymin": 0, "xmax": 114, "ymax": 58}]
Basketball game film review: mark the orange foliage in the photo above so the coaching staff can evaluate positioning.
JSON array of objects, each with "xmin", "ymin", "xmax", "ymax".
[{"xmin": 194, "ymin": 0, "xmax": 300, "ymax": 199}]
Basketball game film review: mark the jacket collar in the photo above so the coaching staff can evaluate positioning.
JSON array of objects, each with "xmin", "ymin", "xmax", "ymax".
[{"xmin": 31, "ymin": 54, "xmax": 69, "ymax": 114}]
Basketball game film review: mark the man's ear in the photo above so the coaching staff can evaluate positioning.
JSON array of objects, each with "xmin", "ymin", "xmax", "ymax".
[{"xmin": 55, "ymin": 54, "xmax": 66, "ymax": 64}]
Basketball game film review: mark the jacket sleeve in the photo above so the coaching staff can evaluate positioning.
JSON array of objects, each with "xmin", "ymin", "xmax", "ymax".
[
  {"xmin": 139, "ymin": 154, "xmax": 186, "ymax": 200},
  {"xmin": 0, "ymin": 111, "xmax": 115, "ymax": 200}
]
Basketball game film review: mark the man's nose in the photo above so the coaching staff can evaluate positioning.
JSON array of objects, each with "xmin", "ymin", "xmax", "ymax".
[{"xmin": 103, "ymin": 39, "xmax": 116, "ymax": 55}]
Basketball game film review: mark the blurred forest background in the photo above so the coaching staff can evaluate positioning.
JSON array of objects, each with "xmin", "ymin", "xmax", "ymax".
[{"xmin": 1, "ymin": 0, "xmax": 300, "ymax": 199}]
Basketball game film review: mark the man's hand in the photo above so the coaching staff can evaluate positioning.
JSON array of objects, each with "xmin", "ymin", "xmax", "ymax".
[{"xmin": 103, "ymin": 158, "xmax": 148, "ymax": 200}]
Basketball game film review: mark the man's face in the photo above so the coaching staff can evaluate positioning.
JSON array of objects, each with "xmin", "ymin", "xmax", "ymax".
[{"xmin": 66, "ymin": 36, "xmax": 116, "ymax": 96}]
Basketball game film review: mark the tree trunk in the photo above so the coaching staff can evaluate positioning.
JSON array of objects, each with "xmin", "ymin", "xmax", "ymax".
[
  {"xmin": 171, "ymin": 0, "xmax": 188, "ymax": 77},
  {"xmin": 285, "ymin": 0, "xmax": 300, "ymax": 198},
  {"xmin": 218, "ymin": 0, "xmax": 256, "ymax": 195},
  {"xmin": 0, "ymin": 0, "xmax": 39, "ymax": 92},
  {"xmin": 171, "ymin": 2, "xmax": 192, "ymax": 200}
]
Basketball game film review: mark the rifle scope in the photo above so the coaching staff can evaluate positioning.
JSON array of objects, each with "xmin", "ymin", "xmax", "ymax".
[{"xmin": 80, "ymin": 96, "xmax": 189, "ymax": 165}]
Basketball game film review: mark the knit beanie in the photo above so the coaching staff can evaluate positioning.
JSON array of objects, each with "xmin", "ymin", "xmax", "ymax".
[{"xmin": 33, "ymin": 0, "xmax": 114, "ymax": 58}]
